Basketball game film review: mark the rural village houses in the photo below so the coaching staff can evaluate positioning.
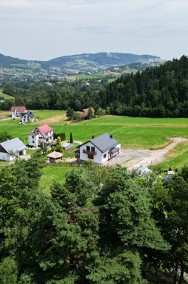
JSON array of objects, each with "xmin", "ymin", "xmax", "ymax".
[
  {"xmin": 28, "ymin": 124, "xmax": 54, "ymax": 148},
  {"xmin": 11, "ymin": 106, "xmax": 26, "ymax": 119},
  {"xmin": 0, "ymin": 137, "xmax": 26, "ymax": 161},
  {"xmin": 11, "ymin": 105, "xmax": 34, "ymax": 124},
  {"xmin": 20, "ymin": 111, "xmax": 35, "ymax": 123},
  {"xmin": 78, "ymin": 132, "xmax": 121, "ymax": 164}
]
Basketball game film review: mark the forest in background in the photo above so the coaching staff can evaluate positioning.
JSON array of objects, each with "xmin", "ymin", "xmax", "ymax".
[{"xmin": 1, "ymin": 56, "xmax": 188, "ymax": 118}]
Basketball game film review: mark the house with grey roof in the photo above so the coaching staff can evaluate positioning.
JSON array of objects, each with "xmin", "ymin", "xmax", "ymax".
[
  {"xmin": 0, "ymin": 137, "xmax": 26, "ymax": 161},
  {"xmin": 20, "ymin": 111, "xmax": 35, "ymax": 124},
  {"xmin": 78, "ymin": 133, "xmax": 121, "ymax": 164}
]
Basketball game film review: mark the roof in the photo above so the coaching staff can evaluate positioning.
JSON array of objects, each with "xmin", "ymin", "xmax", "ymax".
[
  {"xmin": 11, "ymin": 106, "xmax": 26, "ymax": 112},
  {"xmin": 77, "ymin": 107, "xmax": 95, "ymax": 118},
  {"xmin": 82, "ymin": 133, "xmax": 119, "ymax": 153},
  {"xmin": 0, "ymin": 137, "xmax": 26, "ymax": 153},
  {"xmin": 62, "ymin": 141, "xmax": 71, "ymax": 147},
  {"xmin": 21, "ymin": 111, "xmax": 34, "ymax": 118},
  {"xmin": 47, "ymin": 151, "xmax": 63, "ymax": 159},
  {"xmin": 37, "ymin": 124, "xmax": 53, "ymax": 134}
]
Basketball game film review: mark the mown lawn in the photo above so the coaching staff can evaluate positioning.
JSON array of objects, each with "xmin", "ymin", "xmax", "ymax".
[
  {"xmin": 39, "ymin": 164, "xmax": 72, "ymax": 195},
  {"xmin": 1, "ymin": 112, "xmax": 188, "ymax": 148}
]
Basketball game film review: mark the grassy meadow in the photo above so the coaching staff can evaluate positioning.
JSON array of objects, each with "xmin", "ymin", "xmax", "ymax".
[
  {"xmin": 0, "ymin": 89, "xmax": 15, "ymax": 101},
  {"xmin": 1, "ymin": 110, "xmax": 188, "ymax": 192}
]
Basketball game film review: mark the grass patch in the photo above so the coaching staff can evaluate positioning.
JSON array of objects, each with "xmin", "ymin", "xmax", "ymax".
[
  {"xmin": 39, "ymin": 164, "xmax": 72, "ymax": 195},
  {"xmin": 152, "ymin": 141, "xmax": 188, "ymax": 171},
  {"xmin": 0, "ymin": 89, "xmax": 15, "ymax": 101}
]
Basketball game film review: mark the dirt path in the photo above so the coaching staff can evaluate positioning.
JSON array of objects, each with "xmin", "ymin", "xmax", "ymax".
[{"xmin": 105, "ymin": 137, "xmax": 188, "ymax": 170}]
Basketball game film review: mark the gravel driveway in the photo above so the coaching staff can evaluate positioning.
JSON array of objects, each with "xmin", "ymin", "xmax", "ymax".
[{"xmin": 104, "ymin": 137, "xmax": 187, "ymax": 170}]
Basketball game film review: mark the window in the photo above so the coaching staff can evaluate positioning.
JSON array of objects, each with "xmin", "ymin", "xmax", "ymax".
[
  {"xmin": 88, "ymin": 154, "xmax": 94, "ymax": 159},
  {"xmin": 91, "ymin": 146, "xmax": 95, "ymax": 152},
  {"xmin": 32, "ymin": 136, "xmax": 34, "ymax": 139},
  {"xmin": 103, "ymin": 154, "xmax": 107, "ymax": 158},
  {"xmin": 86, "ymin": 146, "xmax": 90, "ymax": 151}
]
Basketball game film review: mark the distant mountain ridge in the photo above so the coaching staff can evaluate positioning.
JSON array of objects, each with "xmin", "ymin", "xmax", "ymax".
[
  {"xmin": 46, "ymin": 52, "xmax": 161, "ymax": 67},
  {"xmin": 0, "ymin": 52, "xmax": 162, "ymax": 79}
]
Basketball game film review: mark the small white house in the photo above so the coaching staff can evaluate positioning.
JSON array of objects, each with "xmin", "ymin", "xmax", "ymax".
[
  {"xmin": 28, "ymin": 124, "xmax": 54, "ymax": 148},
  {"xmin": 0, "ymin": 137, "xmax": 26, "ymax": 161},
  {"xmin": 20, "ymin": 111, "xmax": 35, "ymax": 123},
  {"xmin": 78, "ymin": 133, "xmax": 121, "ymax": 164},
  {"xmin": 11, "ymin": 106, "xmax": 26, "ymax": 119}
]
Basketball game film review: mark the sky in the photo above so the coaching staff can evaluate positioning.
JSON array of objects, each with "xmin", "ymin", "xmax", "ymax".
[{"xmin": 0, "ymin": 0, "xmax": 188, "ymax": 61}]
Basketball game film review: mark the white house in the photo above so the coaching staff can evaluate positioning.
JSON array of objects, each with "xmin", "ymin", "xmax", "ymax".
[
  {"xmin": 28, "ymin": 124, "xmax": 54, "ymax": 148},
  {"xmin": 11, "ymin": 106, "xmax": 26, "ymax": 119},
  {"xmin": 78, "ymin": 133, "xmax": 121, "ymax": 164},
  {"xmin": 0, "ymin": 137, "xmax": 26, "ymax": 161},
  {"xmin": 20, "ymin": 111, "xmax": 35, "ymax": 124}
]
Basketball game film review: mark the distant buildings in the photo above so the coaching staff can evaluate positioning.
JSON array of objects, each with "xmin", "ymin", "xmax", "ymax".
[
  {"xmin": 11, "ymin": 105, "xmax": 34, "ymax": 123},
  {"xmin": 77, "ymin": 107, "xmax": 95, "ymax": 119},
  {"xmin": 11, "ymin": 106, "xmax": 26, "ymax": 119}
]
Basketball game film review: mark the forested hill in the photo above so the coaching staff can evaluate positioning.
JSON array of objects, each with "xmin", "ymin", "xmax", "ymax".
[
  {"xmin": 1, "ymin": 56, "xmax": 188, "ymax": 118},
  {"xmin": 99, "ymin": 55, "xmax": 188, "ymax": 117},
  {"xmin": 44, "ymin": 52, "xmax": 161, "ymax": 70},
  {"xmin": 0, "ymin": 52, "xmax": 160, "ymax": 75}
]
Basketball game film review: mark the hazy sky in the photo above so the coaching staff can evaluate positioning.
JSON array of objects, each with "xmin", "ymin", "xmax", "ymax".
[{"xmin": 0, "ymin": 0, "xmax": 188, "ymax": 61}]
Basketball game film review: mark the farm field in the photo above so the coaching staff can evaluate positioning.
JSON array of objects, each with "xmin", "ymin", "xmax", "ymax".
[
  {"xmin": 1, "ymin": 110, "xmax": 188, "ymax": 185},
  {"xmin": 1, "ymin": 110, "xmax": 188, "ymax": 148},
  {"xmin": 0, "ymin": 110, "xmax": 188, "ymax": 191}
]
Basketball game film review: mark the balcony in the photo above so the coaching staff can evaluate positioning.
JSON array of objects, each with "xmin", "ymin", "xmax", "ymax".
[{"xmin": 83, "ymin": 149, "xmax": 97, "ymax": 155}]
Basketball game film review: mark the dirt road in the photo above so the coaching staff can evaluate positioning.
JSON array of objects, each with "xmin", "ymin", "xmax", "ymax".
[{"xmin": 104, "ymin": 137, "xmax": 188, "ymax": 170}]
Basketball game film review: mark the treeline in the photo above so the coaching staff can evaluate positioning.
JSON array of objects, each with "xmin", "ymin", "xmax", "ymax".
[
  {"xmin": 1, "ymin": 56, "xmax": 188, "ymax": 117},
  {"xmin": 1, "ymin": 154, "xmax": 188, "ymax": 283},
  {"xmin": 1, "ymin": 78, "xmax": 105, "ymax": 111},
  {"xmin": 100, "ymin": 55, "xmax": 188, "ymax": 117}
]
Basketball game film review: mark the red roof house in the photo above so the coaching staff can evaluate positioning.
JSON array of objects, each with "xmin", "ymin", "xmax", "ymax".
[
  {"xmin": 77, "ymin": 107, "xmax": 95, "ymax": 118},
  {"xmin": 28, "ymin": 124, "xmax": 54, "ymax": 148},
  {"xmin": 11, "ymin": 106, "xmax": 26, "ymax": 118}
]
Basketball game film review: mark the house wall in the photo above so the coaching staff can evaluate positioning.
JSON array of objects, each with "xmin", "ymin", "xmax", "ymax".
[
  {"xmin": 28, "ymin": 134, "xmax": 40, "ymax": 147},
  {"xmin": 79, "ymin": 142, "xmax": 121, "ymax": 164},
  {"xmin": 39, "ymin": 131, "xmax": 53, "ymax": 143},
  {"xmin": 0, "ymin": 152, "xmax": 14, "ymax": 161},
  {"xmin": 79, "ymin": 142, "xmax": 104, "ymax": 164},
  {"xmin": 28, "ymin": 130, "xmax": 53, "ymax": 148}
]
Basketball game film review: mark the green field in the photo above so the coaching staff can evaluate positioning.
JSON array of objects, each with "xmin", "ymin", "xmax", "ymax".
[
  {"xmin": 1, "ymin": 111, "xmax": 188, "ymax": 190},
  {"xmin": 1, "ymin": 111, "xmax": 188, "ymax": 148},
  {"xmin": 0, "ymin": 89, "xmax": 15, "ymax": 100}
]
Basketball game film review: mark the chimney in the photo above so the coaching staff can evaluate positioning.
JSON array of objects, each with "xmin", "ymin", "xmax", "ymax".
[
  {"xmin": 92, "ymin": 135, "xmax": 95, "ymax": 139},
  {"xmin": 110, "ymin": 134, "xmax": 113, "ymax": 138}
]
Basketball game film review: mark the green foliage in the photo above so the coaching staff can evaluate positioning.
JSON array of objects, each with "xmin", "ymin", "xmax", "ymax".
[
  {"xmin": 0, "ymin": 131, "xmax": 13, "ymax": 143},
  {"xmin": 1, "ymin": 153, "xmax": 188, "ymax": 282},
  {"xmin": 0, "ymin": 257, "xmax": 18, "ymax": 284},
  {"xmin": 69, "ymin": 132, "xmax": 73, "ymax": 143},
  {"xmin": 87, "ymin": 251, "xmax": 144, "ymax": 284}
]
